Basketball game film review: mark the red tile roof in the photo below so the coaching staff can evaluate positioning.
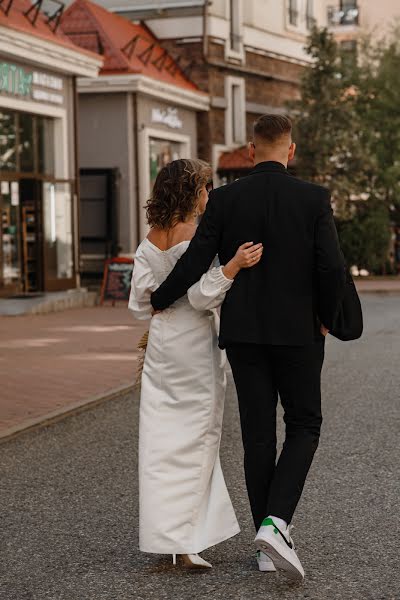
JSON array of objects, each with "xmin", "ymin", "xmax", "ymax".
[
  {"xmin": 218, "ymin": 146, "xmax": 253, "ymax": 172},
  {"xmin": 0, "ymin": 0, "xmax": 99, "ymax": 58},
  {"xmin": 62, "ymin": 0, "xmax": 199, "ymax": 92}
]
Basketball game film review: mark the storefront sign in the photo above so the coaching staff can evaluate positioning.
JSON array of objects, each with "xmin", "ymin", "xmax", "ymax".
[
  {"xmin": 100, "ymin": 257, "xmax": 134, "ymax": 304},
  {"xmin": 151, "ymin": 107, "xmax": 183, "ymax": 130},
  {"xmin": 0, "ymin": 63, "xmax": 32, "ymax": 96},
  {"xmin": 0, "ymin": 62, "xmax": 64, "ymax": 105}
]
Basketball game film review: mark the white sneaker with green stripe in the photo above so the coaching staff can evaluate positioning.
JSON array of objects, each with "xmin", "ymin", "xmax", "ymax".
[
  {"xmin": 256, "ymin": 550, "xmax": 276, "ymax": 572},
  {"xmin": 254, "ymin": 517, "xmax": 305, "ymax": 582}
]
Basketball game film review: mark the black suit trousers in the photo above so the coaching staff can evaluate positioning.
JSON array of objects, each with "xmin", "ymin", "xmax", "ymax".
[{"xmin": 226, "ymin": 339, "xmax": 325, "ymax": 528}]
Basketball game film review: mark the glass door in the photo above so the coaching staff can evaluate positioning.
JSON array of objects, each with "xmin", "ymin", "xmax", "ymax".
[
  {"xmin": 42, "ymin": 180, "xmax": 75, "ymax": 291},
  {"xmin": 0, "ymin": 180, "xmax": 22, "ymax": 294}
]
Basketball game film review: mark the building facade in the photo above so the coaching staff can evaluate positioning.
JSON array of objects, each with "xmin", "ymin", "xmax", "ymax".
[
  {"xmin": 0, "ymin": 0, "xmax": 100, "ymax": 297},
  {"xmin": 62, "ymin": 0, "xmax": 208, "ymax": 274},
  {"xmin": 94, "ymin": 0, "xmax": 329, "ymax": 182},
  {"xmin": 327, "ymin": 0, "xmax": 400, "ymax": 44}
]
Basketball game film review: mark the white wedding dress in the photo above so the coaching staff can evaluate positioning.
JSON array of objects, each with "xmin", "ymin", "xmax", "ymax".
[{"xmin": 128, "ymin": 238, "xmax": 240, "ymax": 554}]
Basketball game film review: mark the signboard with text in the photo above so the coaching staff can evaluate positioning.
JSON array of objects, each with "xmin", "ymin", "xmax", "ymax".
[
  {"xmin": 0, "ymin": 61, "xmax": 64, "ymax": 105},
  {"xmin": 100, "ymin": 257, "xmax": 134, "ymax": 305}
]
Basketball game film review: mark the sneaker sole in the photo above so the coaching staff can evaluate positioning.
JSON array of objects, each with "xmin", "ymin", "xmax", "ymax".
[
  {"xmin": 258, "ymin": 562, "xmax": 276, "ymax": 573},
  {"xmin": 255, "ymin": 539, "xmax": 304, "ymax": 583}
]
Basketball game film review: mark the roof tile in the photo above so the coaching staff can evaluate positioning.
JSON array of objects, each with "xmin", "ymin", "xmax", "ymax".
[
  {"xmin": 0, "ymin": 0, "xmax": 99, "ymax": 57},
  {"xmin": 62, "ymin": 0, "xmax": 199, "ymax": 92}
]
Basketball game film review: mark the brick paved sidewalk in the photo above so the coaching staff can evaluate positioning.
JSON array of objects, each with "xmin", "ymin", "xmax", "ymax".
[
  {"xmin": 0, "ymin": 306, "xmax": 147, "ymax": 440},
  {"xmin": 356, "ymin": 277, "xmax": 400, "ymax": 294},
  {"xmin": 1, "ymin": 277, "xmax": 398, "ymax": 441}
]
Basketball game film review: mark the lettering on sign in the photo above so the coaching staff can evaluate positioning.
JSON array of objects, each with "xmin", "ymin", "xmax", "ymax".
[
  {"xmin": 0, "ymin": 63, "xmax": 64, "ymax": 105},
  {"xmin": 151, "ymin": 107, "xmax": 183, "ymax": 130},
  {"xmin": 100, "ymin": 257, "xmax": 134, "ymax": 305},
  {"xmin": 32, "ymin": 90, "xmax": 63, "ymax": 105},
  {"xmin": 0, "ymin": 63, "xmax": 32, "ymax": 96},
  {"xmin": 33, "ymin": 72, "xmax": 63, "ymax": 91}
]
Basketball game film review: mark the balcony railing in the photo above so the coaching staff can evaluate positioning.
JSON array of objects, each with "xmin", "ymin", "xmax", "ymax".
[{"xmin": 327, "ymin": 5, "xmax": 359, "ymax": 27}]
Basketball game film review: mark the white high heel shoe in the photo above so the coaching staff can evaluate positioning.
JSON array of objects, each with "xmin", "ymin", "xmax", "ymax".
[{"xmin": 172, "ymin": 553, "xmax": 212, "ymax": 569}]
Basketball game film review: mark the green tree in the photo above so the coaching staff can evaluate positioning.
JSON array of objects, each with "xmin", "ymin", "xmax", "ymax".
[
  {"xmin": 292, "ymin": 26, "xmax": 392, "ymax": 273},
  {"xmin": 337, "ymin": 202, "xmax": 391, "ymax": 273},
  {"xmin": 356, "ymin": 30, "xmax": 400, "ymax": 215},
  {"xmin": 291, "ymin": 27, "xmax": 370, "ymax": 218}
]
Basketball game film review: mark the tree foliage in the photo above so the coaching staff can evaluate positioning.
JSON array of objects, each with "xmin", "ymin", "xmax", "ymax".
[{"xmin": 292, "ymin": 26, "xmax": 396, "ymax": 273}]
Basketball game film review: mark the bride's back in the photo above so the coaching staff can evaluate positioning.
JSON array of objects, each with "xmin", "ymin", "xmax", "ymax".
[{"xmin": 147, "ymin": 222, "xmax": 196, "ymax": 251}]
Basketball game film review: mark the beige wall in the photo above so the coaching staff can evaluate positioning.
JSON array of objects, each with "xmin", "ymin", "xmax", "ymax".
[{"xmin": 360, "ymin": 0, "xmax": 400, "ymax": 37}]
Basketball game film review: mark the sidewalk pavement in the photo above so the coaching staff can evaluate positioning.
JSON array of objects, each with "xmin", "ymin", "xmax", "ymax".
[
  {"xmin": 356, "ymin": 277, "xmax": 400, "ymax": 293},
  {"xmin": 0, "ymin": 306, "xmax": 147, "ymax": 441},
  {"xmin": 1, "ymin": 277, "xmax": 399, "ymax": 442}
]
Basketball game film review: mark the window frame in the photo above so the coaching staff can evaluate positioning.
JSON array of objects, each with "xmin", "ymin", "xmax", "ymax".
[
  {"xmin": 224, "ymin": 76, "xmax": 246, "ymax": 147},
  {"xmin": 225, "ymin": 0, "xmax": 245, "ymax": 62}
]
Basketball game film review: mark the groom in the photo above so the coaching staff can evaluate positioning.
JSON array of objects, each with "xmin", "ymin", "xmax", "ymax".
[{"xmin": 151, "ymin": 114, "xmax": 345, "ymax": 580}]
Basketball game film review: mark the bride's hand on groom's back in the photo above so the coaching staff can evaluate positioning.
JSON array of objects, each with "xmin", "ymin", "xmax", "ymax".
[
  {"xmin": 234, "ymin": 242, "xmax": 264, "ymax": 269},
  {"xmin": 222, "ymin": 242, "xmax": 263, "ymax": 280}
]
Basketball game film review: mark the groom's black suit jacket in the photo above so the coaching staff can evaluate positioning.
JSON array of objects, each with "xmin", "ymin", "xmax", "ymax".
[{"xmin": 151, "ymin": 161, "xmax": 346, "ymax": 347}]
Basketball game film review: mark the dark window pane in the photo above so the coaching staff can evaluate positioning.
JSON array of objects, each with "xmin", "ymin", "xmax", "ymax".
[
  {"xmin": 289, "ymin": 0, "xmax": 298, "ymax": 25},
  {"xmin": 38, "ymin": 116, "xmax": 54, "ymax": 176},
  {"xmin": 0, "ymin": 110, "xmax": 17, "ymax": 171},
  {"xmin": 18, "ymin": 112, "xmax": 35, "ymax": 172}
]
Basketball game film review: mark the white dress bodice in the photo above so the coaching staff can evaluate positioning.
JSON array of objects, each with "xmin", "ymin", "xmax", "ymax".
[{"xmin": 128, "ymin": 238, "xmax": 234, "ymax": 321}]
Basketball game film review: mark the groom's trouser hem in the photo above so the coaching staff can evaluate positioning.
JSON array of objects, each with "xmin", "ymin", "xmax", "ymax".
[{"xmin": 226, "ymin": 340, "xmax": 325, "ymax": 529}]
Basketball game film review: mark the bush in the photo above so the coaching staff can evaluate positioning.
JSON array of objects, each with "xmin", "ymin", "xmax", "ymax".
[{"xmin": 337, "ymin": 202, "xmax": 391, "ymax": 273}]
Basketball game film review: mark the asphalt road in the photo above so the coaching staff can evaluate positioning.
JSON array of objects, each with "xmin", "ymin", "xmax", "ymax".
[{"xmin": 1, "ymin": 294, "xmax": 399, "ymax": 600}]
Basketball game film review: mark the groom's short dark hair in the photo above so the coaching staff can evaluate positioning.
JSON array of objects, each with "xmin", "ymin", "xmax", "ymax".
[{"xmin": 253, "ymin": 114, "xmax": 292, "ymax": 144}]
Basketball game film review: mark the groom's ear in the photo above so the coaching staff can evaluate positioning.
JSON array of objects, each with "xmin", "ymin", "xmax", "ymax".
[
  {"xmin": 248, "ymin": 142, "xmax": 256, "ymax": 163},
  {"xmin": 288, "ymin": 142, "xmax": 296, "ymax": 161}
]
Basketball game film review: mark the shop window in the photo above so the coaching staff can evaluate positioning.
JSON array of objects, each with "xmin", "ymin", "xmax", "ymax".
[
  {"xmin": 288, "ymin": 0, "xmax": 298, "ymax": 27},
  {"xmin": 0, "ymin": 110, "xmax": 17, "ymax": 172},
  {"xmin": 149, "ymin": 138, "xmax": 181, "ymax": 189},
  {"xmin": 19, "ymin": 112, "xmax": 35, "ymax": 173},
  {"xmin": 1, "ymin": 180, "xmax": 21, "ymax": 287},
  {"xmin": 38, "ymin": 116, "xmax": 55, "ymax": 176},
  {"xmin": 0, "ymin": 109, "xmax": 55, "ymax": 175},
  {"xmin": 43, "ymin": 182, "xmax": 73, "ymax": 280}
]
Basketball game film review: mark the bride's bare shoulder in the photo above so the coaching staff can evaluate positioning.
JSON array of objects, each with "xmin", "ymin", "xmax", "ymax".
[
  {"xmin": 147, "ymin": 223, "xmax": 196, "ymax": 250},
  {"xmin": 171, "ymin": 222, "xmax": 197, "ymax": 241}
]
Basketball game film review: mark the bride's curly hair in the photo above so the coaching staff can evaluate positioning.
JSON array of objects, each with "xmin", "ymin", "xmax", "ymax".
[{"xmin": 145, "ymin": 159, "xmax": 212, "ymax": 229}]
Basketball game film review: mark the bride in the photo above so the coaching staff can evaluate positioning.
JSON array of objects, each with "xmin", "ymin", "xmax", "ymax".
[{"xmin": 128, "ymin": 159, "xmax": 263, "ymax": 569}]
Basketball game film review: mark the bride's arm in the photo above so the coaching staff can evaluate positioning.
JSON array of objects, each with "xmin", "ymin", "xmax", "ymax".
[
  {"xmin": 188, "ymin": 242, "xmax": 263, "ymax": 311},
  {"xmin": 128, "ymin": 247, "xmax": 158, "ymax": 320}
]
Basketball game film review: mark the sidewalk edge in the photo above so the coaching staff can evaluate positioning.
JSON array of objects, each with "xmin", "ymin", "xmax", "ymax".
[
  {"xmin": 0, "ymin": 383, "xmax": 135, "ymax": 445},
  {"xmin": 358, "ymin": 289, "xmax": 400, "ymax": 295}
]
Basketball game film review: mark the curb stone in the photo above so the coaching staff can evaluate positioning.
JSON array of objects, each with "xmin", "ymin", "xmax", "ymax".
[{"xmin": 0, "ymin": 383, "xmax": 135, "ymax": 445}]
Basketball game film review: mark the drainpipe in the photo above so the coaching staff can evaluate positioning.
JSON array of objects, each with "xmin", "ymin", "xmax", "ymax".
[
  {"xmin": 72, "ymin": 75, "xmax": 81, "ymax": 290},
  {"xmin": 202, "ymin": 0, "xmax": 209, "ymax": 62},
  {"xmin": 132, "ymin": 93, "xmax": 141, "ymax": 248}
]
